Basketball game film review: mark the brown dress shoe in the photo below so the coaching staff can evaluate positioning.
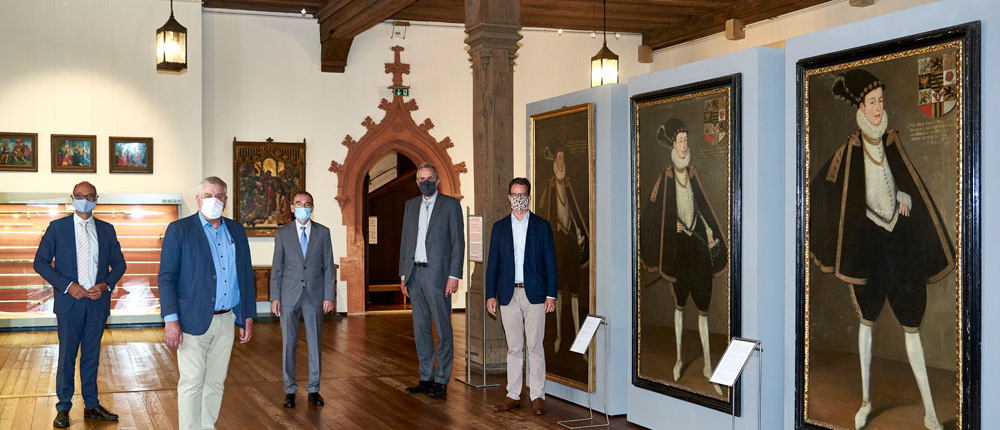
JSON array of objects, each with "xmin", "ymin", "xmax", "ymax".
[
  {"xmin": 532, "ymin": 398, "xmax": 546, "ymax": 415},
  {"xmin": 494, "ymin": 397, "xmax": 521, "ymax": 412}
]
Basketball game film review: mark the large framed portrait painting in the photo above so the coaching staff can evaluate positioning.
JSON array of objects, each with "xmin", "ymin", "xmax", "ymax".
[
  {"xmin": 232, "ymin": 137, "xmax": 306, "ymax": 237},
  {"xmin": 795, "ymin": 23, "xmax": 980, "ymax": 430},
  {"xmin": 529, "ymin": 103, "xmax": 595, "ymax": 392},
  {"xmin": 631, "ymin": 74, "xmax": 742, "ymax": 414}
]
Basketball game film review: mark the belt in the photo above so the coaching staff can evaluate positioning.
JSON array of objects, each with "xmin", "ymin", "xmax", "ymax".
[
  {"xmin": 213, "ymin": 308, "xmax": 232, "ymax": 315},
  {"xmin": 514, "ymin": 283, "xmax": 524, "ymax": 288},
  {"xmin": 414, "ymin": 262, "xmax": 428, "ymax": 267}
]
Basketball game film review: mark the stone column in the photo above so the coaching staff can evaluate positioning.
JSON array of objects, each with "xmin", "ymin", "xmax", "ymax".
[{"xmin": 465, "ymin": 0, "xmax": 521, "ymax": 374}]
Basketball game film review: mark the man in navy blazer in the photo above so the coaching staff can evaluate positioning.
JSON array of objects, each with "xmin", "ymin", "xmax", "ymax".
[
  {"xmin": 33, "ymin": 181, "xmax": 126, "ymax": 428},
  {"xmin": 158, "ymin": 176, "xmax": 256, "ymax": 430},
  {"xmin": 486, "ymin": 178, "xmax": 558, "ymax": 416}
]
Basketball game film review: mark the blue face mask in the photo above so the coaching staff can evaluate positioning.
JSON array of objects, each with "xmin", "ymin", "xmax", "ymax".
[
  {"xmin": 294, "ymin": 207, "xmax": 312, "ymax": 222},
  {"xmin": 73, "ymin": 199, "xmax": 96, "ymax": 214}
]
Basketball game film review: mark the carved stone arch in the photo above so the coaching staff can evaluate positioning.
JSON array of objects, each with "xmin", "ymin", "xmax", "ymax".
[{"xmin": 329, "ymin": 46, "xmax": 467, "ymax": 314}]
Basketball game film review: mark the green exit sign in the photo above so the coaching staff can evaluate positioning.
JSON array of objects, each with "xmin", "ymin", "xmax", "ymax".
[{"xmin": 393, "ymin": 88, "xmax": 409, "ymax": 96}]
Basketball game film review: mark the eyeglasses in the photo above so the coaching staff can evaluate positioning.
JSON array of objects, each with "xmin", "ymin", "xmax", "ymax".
[
  {"xmin": 72, "ymin": 193, "xmax": 97, "ymax": 201},
  {"xmin": 293, "ymin": 202, "xmax": 314, "ymax": 208}
]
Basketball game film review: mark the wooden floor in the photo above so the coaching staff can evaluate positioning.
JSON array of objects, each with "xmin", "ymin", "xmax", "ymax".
[{"xmin": 0, "ymin": 313, "xmax": 645, "ymax": 430}]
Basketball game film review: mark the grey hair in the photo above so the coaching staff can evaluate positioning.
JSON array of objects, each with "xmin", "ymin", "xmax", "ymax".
[
  {"xmin": 416, "ymin": 162, "xmax": 438, "ymax": 179},
  {"xmin": 197, "ymin": 176, "xmax": 228, "ymax": 196}
]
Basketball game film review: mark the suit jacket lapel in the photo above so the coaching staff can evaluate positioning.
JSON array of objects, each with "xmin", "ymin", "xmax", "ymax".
[
  {"xmin": 425, "ymin": 195, "xmax": 445, "ymax": 238},
  {"xmin": 304, "ymin": 223, "xmax": 319, "ymax": 260}
]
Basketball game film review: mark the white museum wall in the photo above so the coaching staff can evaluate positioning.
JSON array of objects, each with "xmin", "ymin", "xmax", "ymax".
[
  {"xmin": 525, "ymin": 83, "xmax": 631, "ymax": 415},
  {"xmin": 782, "ymin": 0, "xmax": 999, "ymax": 428},
  {"xmin": 650, "ymin": 0, "xmax": 943, "ymax": 71},
  {"xmin": 0, "ymin": 0, "xmax": 204, "ymax": 211},
  {"xmin": 201, "ymin": 11, "xmax": 644, "ymax": 312},
  {"xmin": 625, "ymin": 47, "xmax": 786, "ymax": 429}
]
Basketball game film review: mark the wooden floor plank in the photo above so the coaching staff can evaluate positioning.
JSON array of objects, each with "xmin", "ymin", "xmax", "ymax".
[{"xmin": 0, "ymin": 315, "xmax": 644, "ymax": 429}]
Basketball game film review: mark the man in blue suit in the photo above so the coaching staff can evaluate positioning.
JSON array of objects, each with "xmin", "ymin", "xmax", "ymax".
[
  {"xmin": 486, "ymin": 178, "xmax": 558, "ymax": 416},
  {"xmin": 158, "ymin": 176, "xmax": 257, "ymax": 430},
  {"xmin": 33, "ymin": 181, "xmax": 126, "ymax": 428}
]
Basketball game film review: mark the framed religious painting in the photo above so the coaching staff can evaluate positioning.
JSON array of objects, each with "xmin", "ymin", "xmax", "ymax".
[
  {"xmin": 795, "ymin": 22, "xmax": 980, "ymax": 430},
  {"xmin": 529, "ymin": 103, "xmax": 596, "ymax": 392},
  {"xmin": 51, "ymin": 134, "xmax": 96, "ymax": 173},
  {"xmin": 109, "ymin": 137, "xmax": 153, "ymax": 174},
  {"xmin": 232, "ymin": 137, "xmax": 306, "ymax": 237},
  {"xmin": 631, "ymin": 74, "xmax": 742, "ymax": 414},
  {"xmin": 0, "ymin": 132, "xmax": 38, "ymax": 172}
]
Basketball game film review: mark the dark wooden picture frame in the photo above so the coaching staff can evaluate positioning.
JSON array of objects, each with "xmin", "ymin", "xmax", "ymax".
[
  {"xmin": 50, "ymin": 134, "xmax": 97, "ymax": 173},
  {"xmin": 232, "ymin": 137, "xmax": 306, "ymax": 238},
  {"xmin": 529, "ymin": 103, "xmax": 596, "ymax": 392},
  {"xmin": 631, "ymin": 74, "xmax": 742, "ymax": 415},
  {"xmin": 109, "ymin": 137, "xmax": 154, "ymax": 174},
  {"xmin": 795, "ymin": 22, "xmax": 980, "ymax": 430},
  {"xmin": 0, "ymin": 132, "xmax": 39, "ymax": 172}
]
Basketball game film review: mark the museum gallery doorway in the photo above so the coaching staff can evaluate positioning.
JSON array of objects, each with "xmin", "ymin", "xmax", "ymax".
[{"xmin": 363, "ymin": 151, "xmax": 419, "ymax": 311}]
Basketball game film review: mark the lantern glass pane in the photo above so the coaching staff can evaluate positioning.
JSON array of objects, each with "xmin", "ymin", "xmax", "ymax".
[
  {"xmin": 591, "ymin": 58, "xmax": 602, "ymax": 87},
  {"xmin": 602, "ymin": 58, "xmax": 618, "ymax": 84}
]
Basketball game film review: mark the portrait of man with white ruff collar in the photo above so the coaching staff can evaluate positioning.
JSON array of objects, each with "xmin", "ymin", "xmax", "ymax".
[
  {"xmin": 632, "ymin": 76, "xmax": 738, "ymax": 412},
  {"xmin": 798, "ymin": 30, "xmax": 976, "ymax": 430}
]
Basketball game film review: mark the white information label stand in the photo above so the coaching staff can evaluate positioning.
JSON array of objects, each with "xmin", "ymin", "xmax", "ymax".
[
  {"xmin": 710, "ymin": 337, "xmax": 763, "ymax": 430},
  {"xmin": 558, "ymin": 315, "xmax": 609, "ymax": 429}
]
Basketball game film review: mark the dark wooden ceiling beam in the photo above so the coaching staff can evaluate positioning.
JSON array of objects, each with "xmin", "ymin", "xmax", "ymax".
[
  {"xmin": 203, "ymin": 0, "xmax": 323, "ymax": 14},
  {"xmin": 643, "ymin": 0, "xmax": 831, "ymax": 50},
  {"xmin": 319, "ymin": 0, "xmax": 420, "ymax": 72}
]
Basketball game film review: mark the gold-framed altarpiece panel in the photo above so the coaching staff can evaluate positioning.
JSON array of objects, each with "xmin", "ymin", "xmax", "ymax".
[
  {"xmin": 529, "ymin": 103, "xmax": 596, "ymax": 392},
  {"xmin": 631, "ymin": 74, "xmax": 742, "ymax": 415},
  {"xmin": 232, "ymin": 137, "xmax": 306, "ymax": 238},
  {"xmin": 795, "ymin": 22, "xmax": 981, "ymax": 430}
]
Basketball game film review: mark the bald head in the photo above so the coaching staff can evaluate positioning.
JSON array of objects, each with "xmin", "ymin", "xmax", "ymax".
[{"xmin": 72, "ymin": 181, "xmax": 97, "ymax": 200}]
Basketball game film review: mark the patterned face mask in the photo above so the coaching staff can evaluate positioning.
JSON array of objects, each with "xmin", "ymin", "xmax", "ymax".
[{"xmin": 509, "ymin": 193, "xmax": 529, "ymax": 211}]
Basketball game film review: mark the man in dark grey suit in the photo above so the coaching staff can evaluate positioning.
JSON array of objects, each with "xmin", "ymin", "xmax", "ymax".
[
  {"xmin": 269, "ymin": 191, "xmax": 336, "ymax": 409},
  {"xmin": 399, "ymin": 162, "xmax": 464, "ymax": 398}
]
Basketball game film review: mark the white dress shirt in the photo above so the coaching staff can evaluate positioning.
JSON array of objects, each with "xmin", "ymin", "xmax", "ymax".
[
  {"xmin": 414, "ymin": 192, "xmax": 437, "ymax": 263},
  {"xmin": 297, "ymin": 219, "xmax": 312, "ymax": 245},
  {"xmin": 511, "ymin": 212, "xmax": 529, "ymax": 283},
  {"xmin": 68, "ymin": 213, "xmax": 99, "ymax": 291}
]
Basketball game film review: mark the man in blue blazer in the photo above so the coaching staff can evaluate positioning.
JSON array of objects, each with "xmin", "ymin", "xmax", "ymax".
[
  {"xmin": 486, "ymin": 178, "xmax": 558, "ymax": 416},
  {"xmin": 33, "ymin": 181, "xmax": 126, "ymax": 428},
  {"xmin": 158, "ymin": 176, "xmax": 257, "ymax": 430}
]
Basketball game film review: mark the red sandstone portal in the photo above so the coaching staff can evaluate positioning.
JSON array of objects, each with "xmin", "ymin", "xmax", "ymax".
[{"xmin": 329, "ymin": 46, "xmax": 466, "ymax": 314}]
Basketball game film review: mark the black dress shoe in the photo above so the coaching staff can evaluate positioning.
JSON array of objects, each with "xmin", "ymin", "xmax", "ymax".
[
  {"xmin": 308, "ymin": 392, "xmax": 325, "ymax": 406},
  {"xmin": 428, "ymin": 383, "xmax": 447, "ymax": 398},
  {"xmin": 83, "ymin": 405, "xmax": 119, "ymax": 421},
  {"xmin": 283, "ymin": 394, "xmax": 295, "ymax": 408},
  {"xmin": 405, "ymin": 380, "xmax": 434, "ymax": 393},
  {"xmin": 52, "ymin": 410, "xmax": 70, "ymax": 428}
]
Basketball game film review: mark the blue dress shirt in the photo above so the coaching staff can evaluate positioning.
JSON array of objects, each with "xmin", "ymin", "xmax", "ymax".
[{"xmin": 163, "ymin": 212, "xmax": 240, "ymax": 322}]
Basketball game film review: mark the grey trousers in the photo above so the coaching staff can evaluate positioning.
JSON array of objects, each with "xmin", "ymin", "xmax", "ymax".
[
  {"xmin": 409, "ymin": 265, "xmax": 454, "ymax": 384},
  {"xmin": 280, "ymin": 295, "xmax": 323, "ymax": 394}
]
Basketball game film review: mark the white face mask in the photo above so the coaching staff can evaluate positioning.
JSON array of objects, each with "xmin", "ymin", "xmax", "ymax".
[{"xmin": 200, "ymin": 197, "xmax": 225, "ymax": 219}]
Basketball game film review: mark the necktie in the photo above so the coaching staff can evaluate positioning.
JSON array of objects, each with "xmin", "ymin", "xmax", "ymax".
[
  {"xmin": 300, "ymin": 226, "xmax": 308, "ymax": 257},
  {"xmin": 77, "ymin": 221, "xmax": 90, "ymax": 288}
]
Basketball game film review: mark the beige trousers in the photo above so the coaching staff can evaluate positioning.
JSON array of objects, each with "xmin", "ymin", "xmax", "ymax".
[
  {"xmin": 500, "ymin": 287, "xmax": 546, "ymax": 401},
  {"xmin": 177, "ymin": 311, "xmax": 236, "ymax": 430}
]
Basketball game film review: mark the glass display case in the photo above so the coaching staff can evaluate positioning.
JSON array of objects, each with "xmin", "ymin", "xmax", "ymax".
[{"xmin": 0, "ymin": 193, "xmax": 182, "ymax": 328}]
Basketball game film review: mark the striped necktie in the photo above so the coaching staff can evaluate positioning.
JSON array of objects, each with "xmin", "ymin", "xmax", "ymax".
[{"xmin": 77, "ymin": 220, "xmax": 90, "ymax": 288}]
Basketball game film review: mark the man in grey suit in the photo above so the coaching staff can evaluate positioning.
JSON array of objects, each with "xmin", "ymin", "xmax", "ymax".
[
  {"xmin": 399, "ymin": 162, "xmax": 464, "ymax": 398},
  {"xmin": 269, "ymin": 190, "xmax": 336, "ymax": 409}
]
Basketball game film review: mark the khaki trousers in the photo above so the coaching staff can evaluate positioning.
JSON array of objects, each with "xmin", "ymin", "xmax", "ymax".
[
  {"xmin": 500, "ymin": 287, "xmax": 546, "ymax": 401},
  {"xmin": 177, "ymin": 311, "xmax": 236, "ymax": 430}
]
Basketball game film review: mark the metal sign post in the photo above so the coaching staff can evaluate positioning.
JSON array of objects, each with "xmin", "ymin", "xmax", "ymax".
[
  {"xmin": 456, "ymin": 206, "xmax": 499, "ymax": 389},
  {"xmin": 558, "ymin": 314, "xmax": 610, "ymax": 429}
]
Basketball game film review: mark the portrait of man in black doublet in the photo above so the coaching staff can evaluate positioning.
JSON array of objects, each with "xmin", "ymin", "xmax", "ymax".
[
  {"xmin": 643, "ymin": 118, "xmax": 728, "ymax": 395},
  {"xmin": 808, "ymin": 68, "xmax": 955, "ymax": 430}
]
